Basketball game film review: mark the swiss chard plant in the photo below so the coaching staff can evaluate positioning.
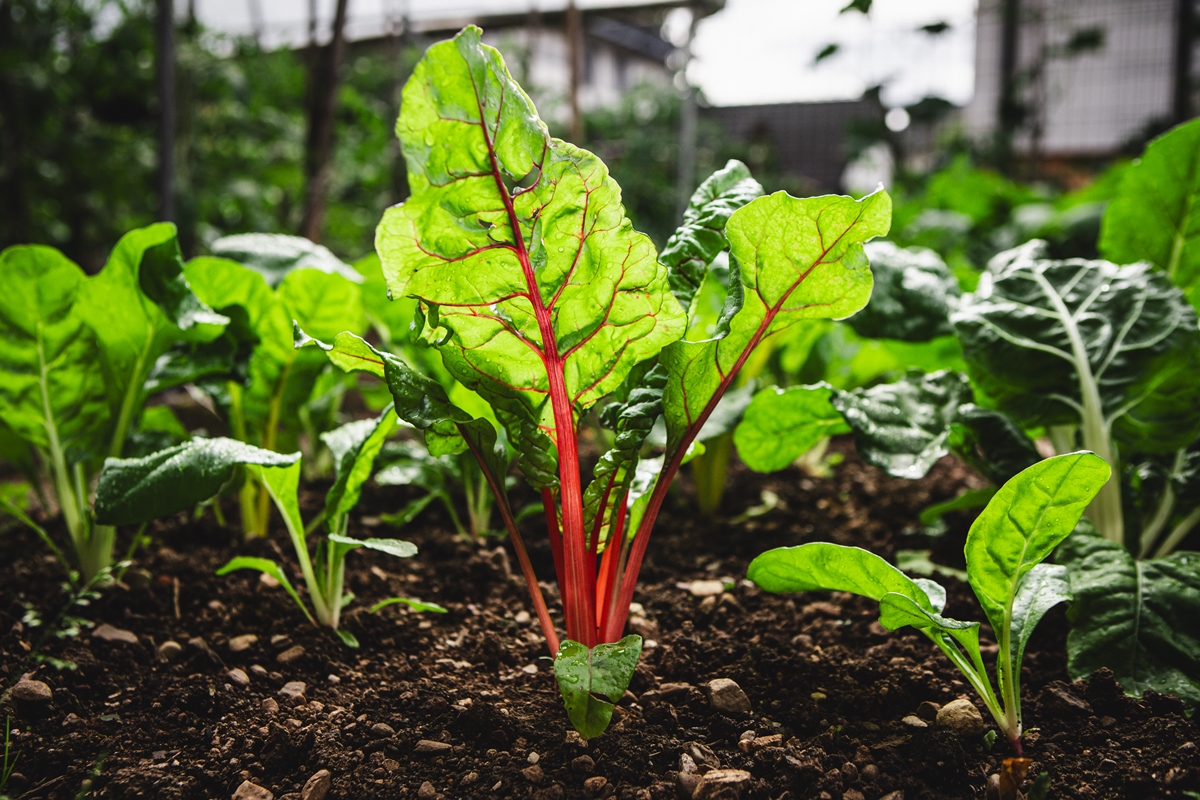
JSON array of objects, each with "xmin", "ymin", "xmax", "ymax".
[
  {"xmin": 304, "ymin": 26, "xmax": 891, "ymax": 737},
  {"xmin": 93, "ymin": 409, "xmax": 442, "ymax": 647},
  {"xmin": 181, "ymin": 235, "xmax": 367, "ymax": 537},
  {"xmin": 0, "ymin": 224, "xmax": 230, "ymax": 580},
  {"xmin": 750, "ymin": 453, "xmax": 1111, "ymax": 754}
]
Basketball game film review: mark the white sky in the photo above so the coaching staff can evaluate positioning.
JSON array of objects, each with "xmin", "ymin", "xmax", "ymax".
[{"xmin": 192, "ymin": 0, "xmax": 978, "ymax": 108}]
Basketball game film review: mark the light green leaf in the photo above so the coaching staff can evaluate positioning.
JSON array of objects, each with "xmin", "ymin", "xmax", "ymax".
[
  {"xmin": 247, "ymin": 460, "xmax": 305, "ymax": 541},
  {"xmin": 1009, "ymin": 563, "xmax": 1071, "ymax": 684},
  {"xmin": 831, "ymin": 370, "xmax": 971, "ymax": 480},
  {"xmin": 211, "ymin": 232, "xmax": 363, "ymax": 288},
  {"xmin": 964, "ymin": 452, "xmax": 1109, "ymax": 636},
  {"xmin": 734, "ymin": 383, "xmax": 850, "ymax": 473},
  {"xmin": 661, "ymin": 190, "xmax": 890, "ymax": 455},
  {"xmin": 216, "ymin": 556, "xmax": 312, "ymax": 623},
  {"xmin": 849, "ymin": 241, "xmax": 960, "ymax": 342},
  {"xmin": 369, "ymin": 596, "xmax": 448, "ymax": 614},
  {"xmin": 660, "ymin": 159, "xmax": 764, "ymax": 309},
  {"xmin": 748, "ymin": 542, "xmax": 933, "ymax": 610},
  {"xmin": 1099, "ymin": 118, "xmax": 1200, "ymax": 308},
  {"xmin": 553, "ymin": 635, "xmax": 642, "ymax": 739},
  {"xmin": 322, "ymin": 406, "xmax": 401, "ymax": 526},
  {"xmin": 379, "ymin": 493, "xmax": 439, "ymax": 527},
  {"xmin": 335, "ymin": 628, "xmax": 361, "ymax": 648},
  {"xmin": 1059, "ymin": 529, "xmax": 1200, "ymax": 708},
  {"xmin": 93, "ymin": 438, "xmax": 299, "ymax": 526}
]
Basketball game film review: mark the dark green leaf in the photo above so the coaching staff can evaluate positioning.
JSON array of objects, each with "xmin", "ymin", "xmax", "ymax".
[
  {"xmin": 94, "ymin": 438, "xmax": 300, "ymax": 526},
  {"xmin": 947, "ymin": 404, "xmax": 1041, "ymax": 485},
  {"xmin": 734, "ymin": 383, "xmax": 849, "ymax": 473},
  {"xmin": 831, "ymin": 370, "xmax": 971, "ymax": 479},
  {"xmin": 1059, "ymin": 529, "xmax": 1200, "ymax": 708},
  {"xmin": 553, "ymin": 635, "xmax": 642, "ymax": 739},
  {"xmin": 849, "ymin": 241, "xmax": 960, "ymax": 342}
]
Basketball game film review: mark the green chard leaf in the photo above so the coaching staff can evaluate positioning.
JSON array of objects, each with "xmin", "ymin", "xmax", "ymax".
[
  {"xmin": 964, "ymin": 453, "xmax": 1110, "ymax": 638},
  {"xmin": 948, "ymin": 404, "xmax": 1041, "ymax": 485},
  {"xmin": 376, "ymin": 26, "xmax": 685, "ymax": 481},
  {"xmin": 553, "ymin": 635, "xmax": 642, "ymax": 739},
  {"xmin": 749, "ymin": 541, "xmax": 935, "ymax": 609},
  {"xmin": 734, "ymin": 383, "xmax": 850, "ymax": 473},
  {"xmin": 211, "ymin": 232, "xmax": 363, "ymax": 288},
  {"xmin": 322, "ymin": 405, "xmax": 401, "ymax": 528},
  {"xmin": 1099, "ymin": 118, "xmax": 1200, "ymax": 308},
  {"xmin": 849, "ymin": 241, "xmax": 960, "ymax": 341},
  {"xmin": 661, "ymin": 190, "xmax": 891, "ymax": 455},
  {"xmin": 1058, "ymin": 529, "xmax": 1200, "ymax": 708},
  {"xmin": 1008, "ymin": 562, "xmax": 1071, "ymax": 683},
  {"xmin": 93, "ymin": 438, "xmax": 300, "ymax": 526},
  {"xmin": 831, "ymin": 370, "xmax": 971, "ymax": 480},
  {"xmin": 660, "ymin": 159, "xmax": 764, "ymax": 309},
  {"xmin": 0, "ymin": 245, "xmax": 110, "ymax": 460}
]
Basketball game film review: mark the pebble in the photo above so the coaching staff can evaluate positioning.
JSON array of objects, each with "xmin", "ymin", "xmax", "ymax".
[
  {"xmin": 707, "ymin": 678, "xmax": 752, "ymax": 715},
  {"xmin": 417, "ymin": 781, "xmax": 436, "ymax": 799},
  {"xmin": 227, "ymin": 668, "xmax": 250, "ymax": 688},
  {"xmin": 571, "ymin": 754, "xmax": 595, "ymax": 774},
  {"xmin": 915, "ymin": 700, "xmax": 940, "ymax": 721},
  {"xmin": 92, "ymin": 623, "xmax": 138, "ymax": 645},
  {"xmin": 738, "ymin": 730, "xmax": 756, "ymax": 753},
  {"xmin": 232, "ymin": 780, "xmax": 273, "ymax": 800},
  {"xmin": 250, "ymin": 665, "xmax": 268, "ymax": 677},
  {"xmin": 753, "ymin": 733, "xmax": 782, "ymax": 750},
  {"xmin": 841, "ymin": 762, "xmax": 859, "ymax": 783},
  {"xmin": 157, "ymin": 640, "xmax": 183, "ymax": 660},
  {"xmin": 528, "ymin": 752, "xmax": 540, "ymax": 764},
  {"xmin": 229, "ymin": 634, "xmax": 258, "ymax": 653},
  {"xmin": 879, "ymin": 792, "xmax": 903, "ymax": 800},
  {"xmin": 327, "ymin": 674, "xmax": 341, "ymax": 685},
  {"xmin": 301, "ymin": 770, "xmax": 331, "ymax": 800},
  {"xmin": 415, "ymin": 739, "xmax": 453, "ymax": 754},
  {"xmin": 187, "ymin": 636, "xmax": 209, "ymax": 651},
  {"xmin": 278, "ymin": 681, "xmax": 306, "ymax": 700},
  {"xmin": 522, "ymin": 765, "xmax": 545, "ymax": 784},
  {"xmin": 260, "ymin": 572, "xmax": 281, "ymax": 589},
  {"xmin": 901, "ymin": 715, "xmax": 927, "ymax": 728},
  {"xmin": 514, "ymin": 610, "xmax": 531, "ymax": 625},
  {"xmin": 693, "ymin": 769, "xmax": 751, "ymax": 800},
  {"xmin": 682, "ymin": 579, "xmax": 726, "ymax": 597},
  {"xmin": 370, "ymin": 723, "xmax": 395, "ymax": 738},
  {"xmin": 583, "ymin": 776, "xmax": 607, "ymax": 797},
  {"xmin": 262, "ymin": 697, "xmax": 279, "ymax": 715},
  {"xmin": 1040, "ymin": 682, "xmax": 1093, "ymax": 716},
  {"xmin": 1098, "ymin": 758, "xmax": 1118, "ymax": 774},
  {"xmin": 842, "ymin": 791, "xmax": 865, "ymax": 800},
  {"xmin": 860, "ymin": 764, "xmax": 878, "ymax": 782},
  {"xmin": 936, "ymin": 698, "xmax": 985, "ymax": 737},
  {"xmin": 276, "ymin": 645, "xmax": 305, "ymax": 664},
  {"xmin": 11, "ymin": 678, "xmax": 52, "ymax": 703}
]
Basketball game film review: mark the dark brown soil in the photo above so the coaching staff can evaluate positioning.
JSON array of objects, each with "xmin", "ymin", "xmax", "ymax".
[{"xmin": 2, "ymin": 440, "xmax": 1197, "ymax": 800}]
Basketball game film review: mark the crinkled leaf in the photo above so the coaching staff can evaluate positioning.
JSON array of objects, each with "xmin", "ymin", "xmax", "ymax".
[
  {"xmin": 1009, "ymin": 563, "xmax": 1071, "ymax": 684},
  {"xmin": 952, "ymin": 249, "xmax": 1200, "ymax": 453},
  {"xmin": 734, "ymin": 383, "xmax": 849, "ymax": 473},
  {"xmin": 94, "ymin": 438, "xmax": 300, "ymax": 526},
  {"xmin": 850, "ymin": 241, "xmax": 960, "ymax": 341},
  {"xmin": 948, "ymin": 404, "xmax": 1041, "ymax": 485},
  {"xmin": 553, "ymin": 635, "xmax": 642, "ymax": 739},
  {"xmin": 322, "ymin": 406, "xmax": 401, "ymax": 526},
  {"xmin": 831, "ymin": 370, "xmax": 971, "ymax": 480},
  {"xmin": 0, "ymin": 245, "xmax": 109, "ymax": 459},
  {"xmin": 1099, "ymin": 118, "xmax": 1200, "ymax": 309},
  {"xmin": 216, "ymin": 556, "xmax": 312, "ymax": 623},
  {"xmin": 77, "ymin": 224, "xmax": 228, "ymax": 453},
  {"xmin": 661, "ymin": 190, "xmax": 890, "ymax": 455},
  {"xmin": 660, "ymin": 159, "xmax": 764, "ymax": 309},
  {"xmin": 212, "ymin": 232, "xmax": 363, "ymax": 288},
  {"xmin": 748, "ymin": 542, "xmax": 934, "ymax": 611},
  {"xmin": 1059, "ymin": 529, "xmax": 1200, "ymax": 708},
  {"xmin": 964, "ymin": 453, "xmax": 1110, "ymax": 637},
  {"xmin": 377, "ymin": 26, "xmax": 685, "ymax": 469}
]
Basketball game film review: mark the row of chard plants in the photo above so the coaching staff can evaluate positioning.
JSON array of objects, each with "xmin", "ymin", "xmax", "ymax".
[{"xmin": 1, "ymin": 27, "xmax": 1197, "ymax": 746}]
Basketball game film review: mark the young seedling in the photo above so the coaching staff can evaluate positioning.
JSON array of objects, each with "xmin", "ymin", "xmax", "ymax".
[
  {"xmin": 749, "ymin": 453, "xmax": 1111, "ymax": 754},
  {"xmin": 304, "ymin": 26, "xmax": 890, "ymax": 736},
  {"xmin": 94, "ymin": 410, "xmax": 443, "ymax": 647}
]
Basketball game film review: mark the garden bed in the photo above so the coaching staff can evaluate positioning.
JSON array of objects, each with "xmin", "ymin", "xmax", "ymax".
[{"xmin": 2, "ymin": 440, "xmax": 1196, "ymax": 800}]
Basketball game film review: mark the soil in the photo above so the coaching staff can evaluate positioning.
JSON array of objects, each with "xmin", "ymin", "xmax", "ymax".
[{"xmin": 1, "ymin": 439, "xmax": 1198, "ymax": 800}]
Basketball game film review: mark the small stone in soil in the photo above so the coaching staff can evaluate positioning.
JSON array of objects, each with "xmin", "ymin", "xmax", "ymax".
[
  {"xmin": 583, "ymin": 776, "xmax": 607, "ymax": 797},
  {"xmin": 327, "ymin": 674, "xmax": 340, "ymax": 684},
  {"xmin": 92, "ymin": 623, "xmax": 138, "ymax": 645},
  {"xmin": 901, "ymin": 715, "xmax": 927, "ymax": 728},
  {"xmin": 301, "ymin": 770, "xmax": 331, "ymax": 800},
  {"xmin": 270, "ymin": 634, "xmax": 289, "ymax": 646},
  {"xmin": 417, "ymin": 781, "xmax": 436, "ymax": 799},
  {"xmin": 681, "ymin": 579, "xmax": 725, "ymax": 597},
  {"xmin": 11, "ymin": 678, "xmax": 52, "ymax": 703},
  {"xmin": 522, "ymin": 765, "xmax": 544, "ymax": 784},
  {"xmin": 693, "ymin": 769, "xmax": 751, "ymax": 800},
  {"xmin": 415, "ymin": 739, "xmax": 453, "ymax": 754},
  {"xmin": 276, "ymin": 645, "xmax": 305, "ymax": 664},
  {"xmin": 1098, "ymin": 758, "xmax": 1119, "ymax": 774},
  {"xmin": 879, "ymin": 792, "xmax": 903, "ymax": 800},
  {"xmin": 514, "ymin": 610, "xmax": 531, "ymax": 625},
  {"xmin": 278, "ymin": 681, "xmax": 306, "ymax": 700},
  {"xmin": 860, "ymin": 764, "xmax": 879, "ymax": 782},
  {"xmin": 1040, "ymin": 682, "xmax": 1093, "ymax": 716},
  {"xmin": 916, "ymin": 700, "xmax": 940, "ymax": 721},
  {"xmin": 157, "ymin": 640, "xmax": 183, "ymax": 660},
  {"xmin": 262, "ymin": 697, "xmax": 279, "ymax": 715},
  {"xmin": 528, "ymin": 751, "xmax": 540, "ymax": 764},
  {"xmin": 571, "ymin": 755, "xmax": 595, "ymax": 774},
  {"xmin": 753, "ymin": 733, "xmax": 782, "ymax": 750},
  {"xmin": 370, "ymin": 722, "xmax": 395, "ymax": 738},
  {"xmin": 227, "ymin": 668, "xmax": 250, "ymax": 688},
  {"xmin": 843, "ymin": 790, "xmax": 865, "ymax": 800},
  {"xmin": 250, "ymin": 665, "xmax": 268, "ymax": 677},
  {"xmin": 707, "ymin": 678, "xmax": 751, "ymax": 715},
  {"xmin": 936, "ymin": 698, "xmax": 985, "ymax": 737},
  {"xmin": 229, "ymin": 634, "xmax": 258, "ymax": 652},
  {"xmin": 232, "ymin": 780, "xmax": 273, "ymax": 800}
]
